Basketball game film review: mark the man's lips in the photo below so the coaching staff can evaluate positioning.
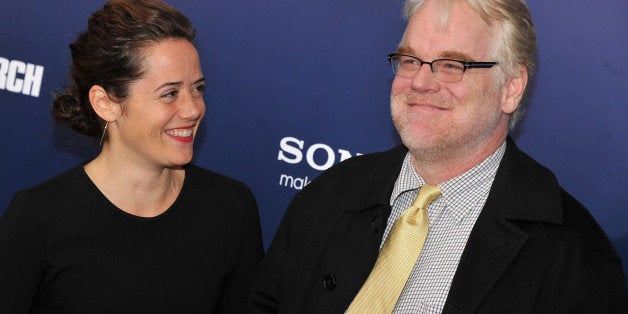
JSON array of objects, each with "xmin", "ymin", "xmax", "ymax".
[{"xmin": 407, "ymin": 101, "xmax": 448, "ymax": 111}]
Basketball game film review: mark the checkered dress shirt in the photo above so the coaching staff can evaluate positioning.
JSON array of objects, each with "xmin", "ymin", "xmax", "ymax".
[{"xmin": 383, "ymin": 141, "xmax": 506, "ymax": 313}]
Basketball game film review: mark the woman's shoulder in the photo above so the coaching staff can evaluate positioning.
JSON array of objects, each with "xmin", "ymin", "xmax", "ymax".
[
  {"xmin": 19, "ymin": 165, "xmax": 87, "ymax": 199},
  {"xmin": 6, "ymin": 165, "xmax": 96, "ymax": 222},
  {"xmin": 180, "ymin": 164, "xmax": 258, "ymax": 220},
  {"xmin": 184, "ymin": 164, "xmax": 254, "ymax": 198}
]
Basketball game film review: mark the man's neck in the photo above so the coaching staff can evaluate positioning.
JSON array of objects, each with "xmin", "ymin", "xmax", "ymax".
[{"xmin": 409, "ymin": 135, "xmax": 507, "ymax": 185}]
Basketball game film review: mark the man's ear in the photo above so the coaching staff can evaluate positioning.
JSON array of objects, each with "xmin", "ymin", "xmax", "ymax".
[
  {"xmin": 88, "ymin": 85, "xmax": 120, "ymax": 122},
  {"xmin": 501, "ymin": 65, "xmax": 528, "ymax": 115}
]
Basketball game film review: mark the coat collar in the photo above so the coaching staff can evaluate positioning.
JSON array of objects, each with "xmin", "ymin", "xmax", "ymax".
[
  {"xmin": 345, "ymin": 138, "xmax": 563, "ymax": 224},
  {"xmin": 343, "ymin": 145, "xmax": 407, "ymax": 213},
  {"xmin": 490, "ymin": 137, "xmax": 563, "ymax": 224},
  {"xmin": 444, "ymin": 137, "xmax": 564, "ymax": 313}
]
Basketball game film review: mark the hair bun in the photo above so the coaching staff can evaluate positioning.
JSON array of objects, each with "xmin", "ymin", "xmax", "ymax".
[{"xmin": 52, "ymin": 93, "xmax": 101, "ymax": 137}]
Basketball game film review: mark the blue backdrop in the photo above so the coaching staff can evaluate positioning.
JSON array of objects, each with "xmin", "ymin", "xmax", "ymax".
[{"xmin": 1, "ymin": 0, "xmax": 627, "ymax": 284}]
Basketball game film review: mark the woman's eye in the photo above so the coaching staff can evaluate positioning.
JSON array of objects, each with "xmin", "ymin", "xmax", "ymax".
[
  {"xmin": 161, "ymin": 90, "xmax": 178, "ymax": 98},
  {"xmin": 160, "ymin": 90, "xmax": 179, "ymax": 102},
  {"xmin": 159, "ymin": 90, "xmax": 179, "ymax": 103},
  {"xmin": 192, "ymin": 85, "xmax": 205, "ymax": 97}
]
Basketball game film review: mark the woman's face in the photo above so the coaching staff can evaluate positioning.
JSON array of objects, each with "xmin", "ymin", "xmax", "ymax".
[{"xmin": 112, "ymin": 38, "xmax": 205, "ymax": 168}]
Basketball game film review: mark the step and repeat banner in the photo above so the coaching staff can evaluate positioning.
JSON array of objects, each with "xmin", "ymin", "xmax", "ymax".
[{"xmin": 1, "ymin": 0, "xmax": 627, "ymax": 278}]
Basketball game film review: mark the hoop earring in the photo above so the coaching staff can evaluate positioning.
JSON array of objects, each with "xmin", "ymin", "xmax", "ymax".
[{"xmin": 99, "ymin": 121, "xmax": 109, "ymax": 146}]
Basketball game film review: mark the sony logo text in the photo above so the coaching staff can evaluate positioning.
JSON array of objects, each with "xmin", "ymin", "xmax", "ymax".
[
  {"xmin": 0, "ymin": 56, "xmax": 44, "ymax": 97},
  {"xmin": 277, "ymin": 136, "xmax": 361, "ymax": 190}
]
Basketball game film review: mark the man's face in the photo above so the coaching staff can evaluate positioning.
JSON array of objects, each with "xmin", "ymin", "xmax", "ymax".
[{"xmin": 391, "ymin": 0, "xmax": 516, "ymax": 163}]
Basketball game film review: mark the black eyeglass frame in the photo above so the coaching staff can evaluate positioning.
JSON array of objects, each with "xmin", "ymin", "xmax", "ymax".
[{"xmin": 387, "ymin": 53, "xmax": 498, "ymax": 81}]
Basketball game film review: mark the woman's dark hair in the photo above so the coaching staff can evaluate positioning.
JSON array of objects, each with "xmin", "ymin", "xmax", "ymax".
[{"xmin": 52, "ymin": 0, "xmax": 196, "ymax": 137}]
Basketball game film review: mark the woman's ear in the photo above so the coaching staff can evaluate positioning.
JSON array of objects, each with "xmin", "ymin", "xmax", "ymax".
[{"xmin": 88, "ymin": 85, "xmax": 120, "ymax": 122}]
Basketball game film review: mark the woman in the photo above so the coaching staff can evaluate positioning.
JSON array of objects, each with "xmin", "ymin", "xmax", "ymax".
[{"xmin": 0, "ymin": 0, "xmax": 263, "ymax": 313}]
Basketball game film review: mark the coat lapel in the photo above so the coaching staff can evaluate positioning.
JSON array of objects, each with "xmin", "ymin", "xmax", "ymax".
[
  {"xmin": 443, "ymin": 138, "xmax": 563, "ymax": 313},
  {"xmin": 442, "ymin": 199, "xmax": 529, "ymax": 313}
]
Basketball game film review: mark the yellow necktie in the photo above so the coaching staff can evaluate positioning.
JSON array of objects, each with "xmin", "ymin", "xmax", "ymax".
[{"xmin": 347, "ymin": 184, "xmax": 442, "ymax": 313}]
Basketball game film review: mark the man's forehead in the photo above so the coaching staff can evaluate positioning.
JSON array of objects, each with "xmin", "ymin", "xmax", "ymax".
[
  {"xmin": 407, "ymin": 0, "xmax": 493, "ymax": 34},
  {"xmin": 400, "ymin": 1, "xmax": 495, "ymax": 61}
]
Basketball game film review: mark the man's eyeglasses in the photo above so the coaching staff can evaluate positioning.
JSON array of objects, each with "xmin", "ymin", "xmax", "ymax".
[{"xmin": 388, "ymin": 53, "xmax": 498, "ymax": 83}]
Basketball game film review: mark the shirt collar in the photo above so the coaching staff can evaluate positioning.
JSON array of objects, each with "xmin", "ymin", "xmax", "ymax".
[{"xmin": 390, "ymin": 141, "xmax": 507, "ymax": 213}]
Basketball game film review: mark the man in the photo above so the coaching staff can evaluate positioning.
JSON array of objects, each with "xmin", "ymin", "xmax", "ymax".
[{"xmin": 248, "ymin": 0, "xmax": 627, "ymax": 312}]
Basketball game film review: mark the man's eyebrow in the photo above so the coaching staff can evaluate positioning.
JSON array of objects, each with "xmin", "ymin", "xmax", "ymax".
[
  {"xmin": 397, "ymin": 45, "xmax": 414, "ymax": 55},
  {"xmin": 396, "ymin": 47, "xmax": 476, "ymax": 62},
  {"xmin": 439, "ymin": 50, "xmax": 475, "ymax": 62}
]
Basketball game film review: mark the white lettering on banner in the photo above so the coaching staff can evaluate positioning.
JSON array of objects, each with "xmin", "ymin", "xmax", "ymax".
[
  {"xmin": 278, "ymin": 136, "xmax": 360, "ymax": 171},
  {"xmin": 0, "ymin": 56, "xmax": 45, "ymax": 97},
  {"xmin": 277, "ymin": 136, "xmax": 362, "ymax": 190},
  {"xmin": 278, "ymin": 174, "xmax": 312, "ymax": 190},
  {"xmin": 277, "ymin": 137, "xmax": 304, "ymax": 164}
]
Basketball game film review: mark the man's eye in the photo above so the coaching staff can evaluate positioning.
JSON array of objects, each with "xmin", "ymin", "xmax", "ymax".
[
  {"xmin": 401, "ymin": 58, "xmax": 417, "ymax": 65},
  {"xmin": 441, "ymin": 61, "xmax": 464, "ymax": 70}
]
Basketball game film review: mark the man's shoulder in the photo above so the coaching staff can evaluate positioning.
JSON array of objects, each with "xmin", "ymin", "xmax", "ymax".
[
  {"xmin": 559, "ymin": 189, "xmax": 620, "ymax": 260},
  {"xmin": 308, "ymin": 145, "xmax": 407, "ymax": 186},
  {"xmin": 501, "ymin": 139, "xmax": 620, "ymax": 262},
  {"xmin": 285, "ymin": 145, "xmax": 406, "ymax": 214}
]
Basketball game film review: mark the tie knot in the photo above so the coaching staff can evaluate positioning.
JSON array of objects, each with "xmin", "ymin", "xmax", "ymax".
[{"xmin": 413, "ymin": 184, "xmax": 441, "ymax": 210}]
